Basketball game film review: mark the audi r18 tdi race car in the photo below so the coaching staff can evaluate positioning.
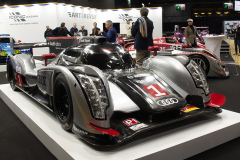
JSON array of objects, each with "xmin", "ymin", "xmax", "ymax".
[
  {"xmin": 125, "ymin": 37, "xmax": 229, "ymax": 78},
  {"xmin": 0, "ymin": 34, "xmax": 33, "ymax": 61},
  {"xmin": 7, "ymin": 36, "xmax": 225, "ymax": 145}
]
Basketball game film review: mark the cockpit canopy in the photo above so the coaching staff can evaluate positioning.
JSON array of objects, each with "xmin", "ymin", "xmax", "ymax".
[{"xmin": 57, "ymin": 44, "xmax": 135, "ymax": 70}]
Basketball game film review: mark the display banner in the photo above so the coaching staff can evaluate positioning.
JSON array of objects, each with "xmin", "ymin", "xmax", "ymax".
[
  {"xmin": 48, "ymin": 37, "xmax": 78, "ymax": 55},
  {"xmin": 0, "ymin": 3, "xmax": 162, "ymax": 56}
]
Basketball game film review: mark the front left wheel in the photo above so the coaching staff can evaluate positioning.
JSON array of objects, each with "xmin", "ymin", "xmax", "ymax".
[
  {"xmin": 7, "ymin": 61, "xmax": 18, "ymax": 91},
  {"xmin": 54, "ymin": 73, "xmax": 73, "ymax": 131}
]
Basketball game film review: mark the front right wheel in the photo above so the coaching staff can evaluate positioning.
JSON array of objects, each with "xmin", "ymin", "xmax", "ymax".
[
  {"xmin": 54, "ymin": 73, "xmax": 73, "ymax": 131},
  {"xmin": 190, "ymin": 55, "xmax": 210, "ymax": 75}
]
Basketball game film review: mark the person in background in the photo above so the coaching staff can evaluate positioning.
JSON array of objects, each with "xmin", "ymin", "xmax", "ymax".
[
  {"xmin": 52, "ymin": 24, "xmax": 60, "ymax": 36},
  {"xmin": 79, "ymin": 24, "xmax": 88, "ymax": 36},
  {"xmin": 98, "ymin": 20, "xmax": 117, "ymax": 43},
  {"xmin": 126, "ymin": 20, "xmax": 132, "ymax": 36},
  {"xmin": 58, "ymin": 22, "xmax": 73, "ymax": 36},
  {"xmin": 70, "ymin": 23, "xmax": 78, "ymax": 36},
  {"xmin": 90, "ymin": 22, "xmax": 100, "ymax": 36},
  {"xmin": 44, "ymin": 25, "xmax": 53, "ymax": 39},
  {"xmin": 231, "ymin": 23, "xmax": 240, "ymax": 55},
  {"xmin": 131, "ymin": 7, "xmax": 154, "ymax": 66},
  {"xmin": 185, "ymin": 18, "xmax": 204, "ymax": 48}
]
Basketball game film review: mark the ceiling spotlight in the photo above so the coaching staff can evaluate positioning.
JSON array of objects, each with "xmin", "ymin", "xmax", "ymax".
[
  {"xmin": 194, "ymin": 13, "xmax": 198, "ymax": 15},
  {"xmin": 216, "ymin": 12, "xmax": 221, "ymax": 14},
  {"xmin": 208, "ymin": 12, "xmax": 212, "ymax": 14},
  {"xmin": 201, "ymin": 12, "xmax": 205, "ymax": 15},
  {"xmin": 3, "ymin": 5, "xmax": 8, "ymax": 7}
]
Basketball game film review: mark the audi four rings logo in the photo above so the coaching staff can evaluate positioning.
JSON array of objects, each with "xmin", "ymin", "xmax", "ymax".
[{"xmin": 157, "ymin": 98, "xmax": 179, "ymax": 106}]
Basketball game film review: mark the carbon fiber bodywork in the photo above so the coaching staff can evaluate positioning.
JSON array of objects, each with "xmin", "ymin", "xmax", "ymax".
[{"xmin": 6, "ymin": 36, "xmax": 224, "ymax": 145}]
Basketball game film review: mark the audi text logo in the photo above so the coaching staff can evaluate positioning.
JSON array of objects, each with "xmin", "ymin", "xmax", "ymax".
[{"xmin": 157, "ymin": 98, "xmax": 179, "ymax": 106}]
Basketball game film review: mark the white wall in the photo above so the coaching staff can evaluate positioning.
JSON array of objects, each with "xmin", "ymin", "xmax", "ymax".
[{"xmin": 0, "ymin": 3, "xmax": 162, "ymax": 56}]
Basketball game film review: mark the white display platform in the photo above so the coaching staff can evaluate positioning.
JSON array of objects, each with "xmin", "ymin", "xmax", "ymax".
[
  {"xmin": 202, "ymin": 35, "xmax": 225, "ymax": 60},
  {"xmin": 1, "ymin": 84, "xmax": 240, "ymax": 160}
]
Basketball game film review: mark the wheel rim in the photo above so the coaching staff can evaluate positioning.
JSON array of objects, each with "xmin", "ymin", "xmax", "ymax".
[
  {"xmin": 192, "ymin": 58, "xmax": 207, "ymax": 72},
  {"xmin": 56, "ymin": 82, "xmax": 70, "ymax": 121}
]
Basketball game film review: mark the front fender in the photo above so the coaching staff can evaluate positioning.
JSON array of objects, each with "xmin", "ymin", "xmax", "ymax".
[{"xmin": 142, "ymin": 56, "xmax": 210, "ymax": 103}]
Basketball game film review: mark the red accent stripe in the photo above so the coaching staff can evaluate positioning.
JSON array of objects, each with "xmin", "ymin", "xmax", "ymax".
[{"xmin": 86, "ymin": 123, "xmax": 119, "ymax": 136}]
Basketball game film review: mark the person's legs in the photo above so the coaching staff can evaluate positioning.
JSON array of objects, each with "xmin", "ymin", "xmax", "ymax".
[
  {"xmin": 234, "ymin": 39, "xmax": 238, "ymax": 54},
  {"xmin": 136, "ymin": 50, "xmax": 148, "ymax": 66},
  {"xmin": 237, "ymin": 40, "xmax": 240, "ymax": 55}
]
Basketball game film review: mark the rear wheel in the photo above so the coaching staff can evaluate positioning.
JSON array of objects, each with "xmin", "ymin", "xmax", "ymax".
[
  {"xmin": 54, "ymin": 73, "xmax": 73, "ymax": 131},
  {"xmin": 190, "ymin": 55, "xmax": 210, "ymax": 75},
  {"xmin": 7, "ymin": 61, "xmax": 18, "ymax": 91}
]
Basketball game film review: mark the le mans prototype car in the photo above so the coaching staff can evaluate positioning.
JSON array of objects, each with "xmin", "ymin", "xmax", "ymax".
[
  {"xmin": 7, "ymin": 36, "xmax": 225, "ymax": 145},
  {"xmin": 125, "ymin": 37, "xmax": 229, "ymax": 78}
]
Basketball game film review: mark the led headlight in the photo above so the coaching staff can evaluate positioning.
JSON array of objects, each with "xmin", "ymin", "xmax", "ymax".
[
  {"xmin": 187, "ymin": 60, "xmax": 209, "ymax": 95},
  {"xmin": 76, "ymin": 74, "xmax": 108, "ymax": 120}
]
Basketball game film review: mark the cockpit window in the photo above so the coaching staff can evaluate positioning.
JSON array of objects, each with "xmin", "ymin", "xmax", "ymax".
[
  {"xmin": 0, "ymin": 38, "xmax": 10, "ymax": 43},
  {"xmin": 165, "ymin": 38, "xmax": 177, "ymax": 43},
  {"xmin": 58, "ymin": 48, "xmax": 81, "ymax": 65}
]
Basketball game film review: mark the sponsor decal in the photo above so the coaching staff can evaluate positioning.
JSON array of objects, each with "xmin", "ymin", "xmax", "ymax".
[
  {"xmin": 37, "ymin": 75, "xmax": 46, "ymax": 86},
  {"xmin": 127, "ymin": 73, "xmax": 151, "ymax": 79},
  {"xmin": 143, "ymin": 84, "xmax": 169, "ymax": 98},
  {"xmin": 119, "ymin": 14, "xmax": 138, "ymax": 21},
  {"xmin": 49, "ymin": 41, "xmax": 61, "ymax": 47},
  {"xmin": 123, "ymin": 118, "xmax": 139, "ymax": 126},
  {"xmin": 16, "ymin": 73, "xmax": 23, "ymax": 87},
  {"xmin": 68, "ymin": 12, "xmax": 97, "ymax": 19},
  {"xmin": 9, "ymin": 12, "xmax": 38, "ymax": 25},
  {"xmin": 130, "ymin": 123, "xmax": 148, "ymax": 131},
  {"xmin": 181, "ymin": 106, "xmax": 200, "ymax": 113},
  {"xmin": 80, "ymin": 39, "xmax": 92, "ymax": 43},
  {"xmin": 133, "ymin": 79, "xmax": 145, "ymax": 84},
  {"xmin": 157, "ymin": 98, "xmax": 179, "ymax": 106},
  {"xmin": 16, "ymin": 65, "xmax": 21, "ymax": 74},
  {"xmin": 169, "ymin": 45, "xmax": 182, "ymax": 50}
]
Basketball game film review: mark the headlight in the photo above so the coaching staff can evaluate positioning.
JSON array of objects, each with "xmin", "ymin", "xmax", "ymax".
[
  {"xmin": 187, "ymin": 60, "xmax": 209, "ymax": 95},
  {"xmin": 76, "ymin": 74, "xmax": 108, "ymax": 120}
]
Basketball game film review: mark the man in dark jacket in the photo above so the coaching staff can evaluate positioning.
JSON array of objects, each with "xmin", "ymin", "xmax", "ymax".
[
  {"xmin": 58, "ymin": 22, "xmax": 73, "ymax": 36},
  {"xmin": 231, "ymin": 23, "xmax": 240, "ymax": 55},
  {"xmin": 131, "ymin": 7, "xmax": 154, "ymax": 66},
  {"xmin": 90, "ymin": 22, "xmax": 100, "ymax": 36},
  {"xmin": 79, "ymin": 25, "xmax": 88, "ymax": 36},
  {"xmin": 70, "ymin": 23, "xmax": 78, "ymax": 36},
  {"xmin": 98, "ymin": 20, "xmax": 117, "ymax": 42},
  {"xmin": 44, "ymin": 25, "xmax": 53, "ymax": 39}
]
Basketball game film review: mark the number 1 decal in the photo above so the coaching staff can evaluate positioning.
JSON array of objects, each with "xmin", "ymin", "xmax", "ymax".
[{"xmin": 142, "ymin": 84, "xmax": 169, "ymax": 98}]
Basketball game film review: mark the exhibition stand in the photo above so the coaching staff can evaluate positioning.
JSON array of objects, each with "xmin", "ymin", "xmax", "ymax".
[
  {"xmin": 1, "ymin": 84, "xmax": 240, "ymax": 160},
  {"xmin": 202, "ymin": 35, "xmax": 225, "ymax": 60}
]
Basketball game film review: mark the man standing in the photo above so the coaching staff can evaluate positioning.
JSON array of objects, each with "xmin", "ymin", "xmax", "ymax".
[
  {"xmin": 98, "ymin": 20, "xmax": 117, "ymax": 43},
  {"xmin": 79, "ymin": 24, "xmax": 88, "ymax": 36},
  {"xmin": 44, "ymin": 25, "xmax": 53, "ymax": 39},
  {"xmin": 58, "ymin": 22, "xmax": 73, "ymax": 36},
  {"xmin": 231, "ymin": 24, "xmax": 240, "ymax": 55},
  {"xmin": 126, "ymin": 20, "xmax": 132, "ymax": 36},
  {"xmin": 131, "ymin": 7, "xmax": 154, "ymax": 66},
  {"xmin": 90, "ymin": 22, "xmax": 100, "ymax": 36},
  {"xmin": 70, "ymin": 23, "xmax": 78, "ymax": 36},
  {"xmin": 185, "ymin": 18, "xmax": 204, "ymax": 48}
]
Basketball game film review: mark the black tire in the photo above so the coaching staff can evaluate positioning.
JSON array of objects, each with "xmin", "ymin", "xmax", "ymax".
[
  {"xmin": 7, "ymin": 61, "xmax": 18, "ymax": 91},
  {"xmin": 53, "ymin": 73, "xmax": 73, "ymax": 131},
  {"xmin": 189, "ymin": 55, "xmax": 210, "ymax": 75}
]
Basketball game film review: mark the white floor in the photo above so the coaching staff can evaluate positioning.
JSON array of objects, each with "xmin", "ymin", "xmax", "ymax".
[{"xmin": 1, "ymin": 84, "xmax": 240, "ymax": 160}]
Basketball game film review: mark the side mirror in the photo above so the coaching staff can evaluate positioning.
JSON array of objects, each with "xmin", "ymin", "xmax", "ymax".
[
  {"xmin": 18, "ymin": 40, "xmax": 22, "ymax": 43},
  {"xmin": 41, "ymin": 53, "xmax": 56, "ymax": 66}
]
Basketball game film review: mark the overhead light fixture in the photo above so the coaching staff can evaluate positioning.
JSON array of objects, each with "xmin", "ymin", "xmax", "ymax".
[
  {"xmin": 3, "ymin": 5, "xmax": 8, "ymax": 7},
  {"xmin": 194, "ymin": 13, "xmax": 198, "ymax": 15},
  {"xmin": 201, "ymin": 12, "xmax": 205, "ymax": 14},
  {"xmin": 216, "ymin": 12, "xmax": 221, "ymax": 14},
  {"xmin": 208, "ymin": 12, "xmax": 212, "ymax": 14},
  {"xmin": 224, "ymin": 11, "xmax": 229, "ymax": 14}
]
